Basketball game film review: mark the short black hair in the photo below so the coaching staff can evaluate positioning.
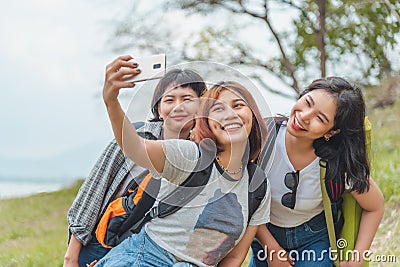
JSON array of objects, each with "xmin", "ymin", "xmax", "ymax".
[{"xmin": 150, "ymin": 69, "xmax": 206, "ymax": 122}]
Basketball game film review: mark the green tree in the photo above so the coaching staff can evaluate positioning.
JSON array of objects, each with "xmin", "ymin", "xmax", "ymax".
[{"xmin": 112, "ymin": 0, "xmax": 400, "ymax": 98}]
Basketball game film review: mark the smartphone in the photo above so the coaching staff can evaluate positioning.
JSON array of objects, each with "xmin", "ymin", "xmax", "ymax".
[{"xmin": 128, "ymin": 54, "xmax": 166, "ymax": 82}]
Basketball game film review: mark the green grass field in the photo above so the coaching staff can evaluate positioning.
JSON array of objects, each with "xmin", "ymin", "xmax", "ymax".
[
  {"xmin": 0, "ymin": 182, "xmax": 80, "ymax": 267},
  {"xmin": 0, "ymin": 90, "xmax": 399, "ymax": 266}
]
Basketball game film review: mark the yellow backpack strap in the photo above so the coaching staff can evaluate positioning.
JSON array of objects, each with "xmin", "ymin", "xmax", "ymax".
[
  {"xmin": 364, "ymin": 116, "xmax": 372, "ymax": 162},
  {"xmin": 319, "ymin": 159, "xmax": 340, "ymax": 267}
]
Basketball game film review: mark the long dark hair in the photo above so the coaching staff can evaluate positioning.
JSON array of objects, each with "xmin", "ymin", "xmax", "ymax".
[
  {"xmin": 194, "ymin": 81, "xmax": 268, "ymax": 162},
  {"xmin": 300, "ymin": 77, "xmax": 370, "ymax": 195},
  {"xmin": 150, "ymin": 69, "xmax": 206, "ymax": 121}
]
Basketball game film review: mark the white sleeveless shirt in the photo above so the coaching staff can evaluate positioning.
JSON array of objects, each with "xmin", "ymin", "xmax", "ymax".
[{"xmin": 268, "ymin": 122, "xmax": 324, "ymax": 227}]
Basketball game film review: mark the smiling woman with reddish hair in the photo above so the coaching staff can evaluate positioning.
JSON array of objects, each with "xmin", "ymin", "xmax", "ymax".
[
  {"xmin": 194, "ymin": 82, "xmax": 266, "ymax": 163},
  {"xmin": 95, "ymin": 78, "xmax": 271, "ymax": 267}
]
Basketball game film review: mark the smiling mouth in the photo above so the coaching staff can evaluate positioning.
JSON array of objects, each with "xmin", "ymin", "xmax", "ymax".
[
  {"xmin": 222, "ymin": 123, "xmax": 243, "ymax": 132},
  {"xmin": 292, "ymin": 116, "xmax": 306, "ymax": 131},
  {"xmin": 170, "ymin": 114, "xmax": 188, "ymax": 121}
]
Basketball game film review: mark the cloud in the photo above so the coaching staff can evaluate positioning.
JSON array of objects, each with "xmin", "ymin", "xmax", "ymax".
[
  {"xmin": 0, "ymin": 1, "xmax": 120, "ymax": 162},
  {"xmin": 0, "ymin": 0, "xmax": 295, "ymax": 180}
]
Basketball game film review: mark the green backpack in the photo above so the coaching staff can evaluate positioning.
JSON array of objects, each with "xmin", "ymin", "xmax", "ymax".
[{"xmin": 320, "ymin": 117, "xmax": 372, "ymax": 267}]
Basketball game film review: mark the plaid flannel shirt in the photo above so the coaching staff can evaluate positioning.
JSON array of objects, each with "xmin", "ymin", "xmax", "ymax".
[{"xmin": 67, "ymin": 121, "xmax": 163, "ymax": 245}]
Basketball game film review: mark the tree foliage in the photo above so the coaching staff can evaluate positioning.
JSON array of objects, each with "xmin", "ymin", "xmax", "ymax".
[
  {"xmin": 111, "ymin": 0, "xmax": 400, "ymax": 97},
  {"xmin": 293, "ymin": 0, "xmax": 399, "ymax": 80}
]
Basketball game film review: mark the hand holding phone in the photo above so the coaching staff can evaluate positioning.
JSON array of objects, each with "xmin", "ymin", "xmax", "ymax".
[{"xmin": 128, "ymin": 54, "xmax": 166, "ymax": 82}]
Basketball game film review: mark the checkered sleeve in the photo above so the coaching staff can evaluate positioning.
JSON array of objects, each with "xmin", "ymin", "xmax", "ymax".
[{"xmin": 67, "ymin": 139, "xmax": 126, "ymax": 245}]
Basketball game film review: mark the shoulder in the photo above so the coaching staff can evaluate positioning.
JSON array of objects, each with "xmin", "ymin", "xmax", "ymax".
[
  {"xmin": 162, "ymin": 139, "xmax": 198, "ymax": 149},
  {"xmin": 162, "ymin": 140, "xmax": 200, "ymax": 165},
  {"xmin": 247, "ymin": 163, "xmax": 268, "ymax": 192},
  {"xmin": 136, "ymin": 121, "xmax": 163, "ymax": 139}
]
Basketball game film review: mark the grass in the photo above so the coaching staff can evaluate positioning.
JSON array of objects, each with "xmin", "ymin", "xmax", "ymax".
[
  {"xmin": 0, "ymin": 90, "xmax": 399, "ymax": 266},
  {"xmin": 368, "ymin": 104, "xmax": 400, "ymax": 203},
  {"xmin": 0, "ymin": 181, "xmax": 81, "ymax": 267},
  {"xmin": 364, "ymin": 96, "xmax": 400, "ymax": 266},
  {"xmin": 0, "ymin": 180, "xmax": 398, "ymax": 266}
]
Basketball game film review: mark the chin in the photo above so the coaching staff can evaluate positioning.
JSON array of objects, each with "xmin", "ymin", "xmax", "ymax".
[
  {"xmin": 176, "ymin": 120, "xmax": 194, "ymax": 131},
  {"xmin": 228, "ymin": 134, "xmax": 248, "ymax": 145}
]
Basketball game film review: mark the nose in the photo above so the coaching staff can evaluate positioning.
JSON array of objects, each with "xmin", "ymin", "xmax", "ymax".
[
  {"xmin": 300, "ymin": 109, "xmax": 313, "ymax": 123},
  {"xmin": 172, "ymin": 100, "xmax": 185, "ymax": 112},
  {"xmin": 223, "ymin": 106, "xmax": 239, "ymax": 120}
]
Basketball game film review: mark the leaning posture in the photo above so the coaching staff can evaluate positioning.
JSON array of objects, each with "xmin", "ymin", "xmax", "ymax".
[{"xmin": 250, "ymin": 77, "xmax": 384, "ymax": 267}]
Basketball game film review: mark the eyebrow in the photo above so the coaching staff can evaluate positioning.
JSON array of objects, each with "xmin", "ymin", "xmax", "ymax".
[
  {"xmin": 163, "ymin": 94, "xmax": 196, "ymax": 98},
  {"xmin": 307, "ymin": 95, "xmax": 330, "ymax": 122},
  {"xmin": 211, "ymin": 98, "xmax": 245, "ymax": 107},
  {"xmin": 307, "ymin": 95, "xmax": 315, "ymax": 105},
  {"xmin": 211, "ymin": 101, "xmax": 223, "ymax": 109},
  {"xmin": 182, "ymin": 94, "xmax": 196, "ymax": 98}
]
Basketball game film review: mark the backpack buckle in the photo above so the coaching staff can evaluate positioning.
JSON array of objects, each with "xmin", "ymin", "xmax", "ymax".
[{"xmin": 147, "ymin": 206, "xmax": 159, "ymax": 218}]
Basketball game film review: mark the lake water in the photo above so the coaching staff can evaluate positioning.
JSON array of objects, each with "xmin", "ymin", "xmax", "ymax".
[{"xmin": 0, "ymin": 181, "xmax": 67, "ymax": 199}]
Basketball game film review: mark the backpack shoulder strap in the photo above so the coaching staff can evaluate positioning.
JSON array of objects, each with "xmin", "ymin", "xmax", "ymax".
[
  {"xmin": 247, "ymin": 162, "xmax": 268, "ymax": 223},
  {"xmin": 257, "ymin": 116, "xmax": 286, "ymax": 170},
  {"xmin": 156, "ymin": 162, "xmax": 213, "ymax": 218},
  {"xmin": 140, "ymin": 144, "xmax": 214, "ymax": 221},
  {"xmin": 118, "ymin": 175, "xmax": 161, "ymax": 235},
  {"xmin": 320, "ymin": 159, "xmax": 340, "ymax": 266},
  {"xmin": 154, "ymin": 160, "xmax": 268, "ymax": 224},
  {"xmin": 248, "ymin": 116, "xmax": 286, "ymax": 222},
  {"xmin": 120, "ymin": 153, "xmax": 214, "ymax": 235},
  {"xmin": 158, "ymin": 160, "xmax": 268, "ymax": 224}
]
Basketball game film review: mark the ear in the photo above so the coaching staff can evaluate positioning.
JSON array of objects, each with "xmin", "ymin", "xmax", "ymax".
[
  {"xmin": 157, "ymin": 106, "xmax": 163, "ymax": 120},
  {"xmin": 324, "ymin": 129, "xmax": 341, "ymax": 140}
]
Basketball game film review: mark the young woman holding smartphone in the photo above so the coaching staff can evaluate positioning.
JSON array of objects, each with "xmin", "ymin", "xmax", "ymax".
[
  {"xmin": 95, "ymin": 76, "xmax": 271, "ymax": 266},
  {"xmin": 64, "ymin": 55, "xmax": 206, "ymax": 267}
]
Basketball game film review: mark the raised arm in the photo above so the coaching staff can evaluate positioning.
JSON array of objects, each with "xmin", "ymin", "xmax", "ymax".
[{"xmin": 102, "ymin": 55, "xmax": 165, "ymax": 172}]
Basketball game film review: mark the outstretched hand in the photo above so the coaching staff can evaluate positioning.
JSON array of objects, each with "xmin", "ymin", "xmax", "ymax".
[{"xmin": 102, "ymin": 55, "xmax": 141, "ymax": 106}]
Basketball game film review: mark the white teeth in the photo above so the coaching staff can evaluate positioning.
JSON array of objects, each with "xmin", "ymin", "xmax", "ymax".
[
  {"xmin": 295, "ymin": 117, "xmax": 305, "ymax": 130},
  {"xmin": 224, "ymin": 123, "xmax": 242, "ymax": 130}
]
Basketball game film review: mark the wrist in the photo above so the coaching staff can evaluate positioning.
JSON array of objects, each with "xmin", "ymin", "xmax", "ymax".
[
  {"xmin": 265, "ymin": 242, "xmax": 283, "ymax": 254},
  {"xmin": 64, "ymin": 252, "xmax": 78, "ymax": 263},
  {"xmin": 104, "ymin": 99, "xmax": 121, "ymax": 109}
]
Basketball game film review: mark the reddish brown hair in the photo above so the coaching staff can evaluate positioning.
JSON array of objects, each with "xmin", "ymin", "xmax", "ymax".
[{"xmin": 194, "ymin": 81, "xmax": 268, "ymax": 162}]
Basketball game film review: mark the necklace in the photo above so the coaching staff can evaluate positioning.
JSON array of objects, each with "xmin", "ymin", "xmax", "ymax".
[{"xmin": 216, "ymin": 156, "xmax": 243, "ymax": 175}]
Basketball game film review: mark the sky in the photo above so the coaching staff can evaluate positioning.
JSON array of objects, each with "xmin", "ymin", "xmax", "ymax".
[
  {"xmin": 0, "ymin": 0, "xmax": 295, "ymax": 182},
  {"xmin": 0, "ymin": 0, "xmax": 130, "ymax": 180}
]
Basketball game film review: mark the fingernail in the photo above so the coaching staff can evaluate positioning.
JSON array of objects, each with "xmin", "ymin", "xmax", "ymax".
[
  {"xmin": 136, "ymin": 68, "xmax": 141, "ymax": 72},
  {"xmin": 132, "ymin": 62, "xmax": 138, "ymax": 67}
]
